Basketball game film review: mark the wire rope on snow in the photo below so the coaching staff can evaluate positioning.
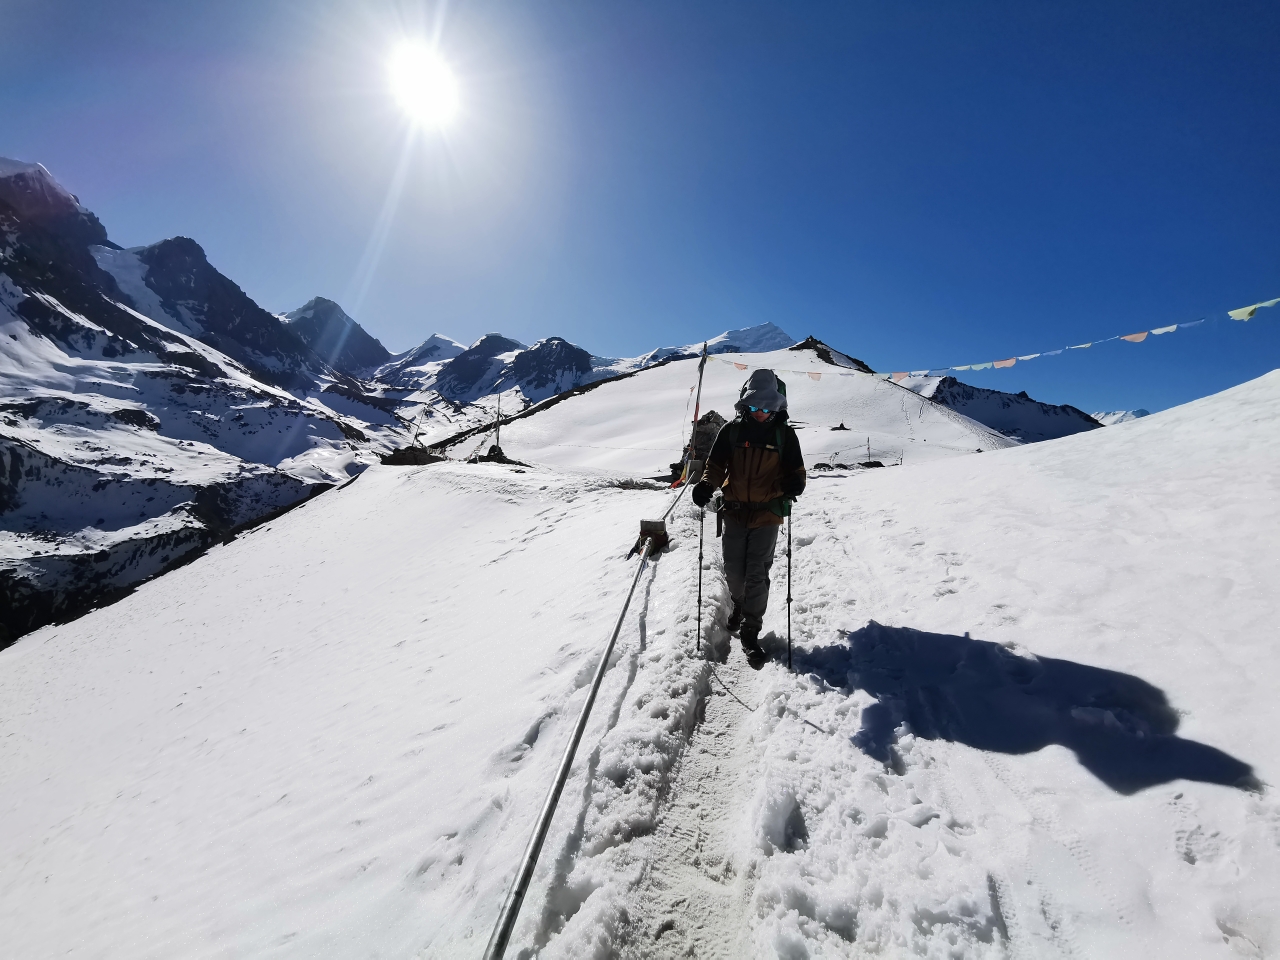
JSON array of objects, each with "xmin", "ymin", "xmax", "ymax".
[
  {"xmin": 484, "ymin": 347, "xmax": 709, "ymax": 956},
  {"xmin": 484, "ymin": 530, "xmax": 664, "ymax": 959}
]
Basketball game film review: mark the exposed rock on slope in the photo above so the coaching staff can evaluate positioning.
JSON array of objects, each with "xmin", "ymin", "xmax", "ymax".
[
  {"xmin": 788, "ymin": 335, "xmax": 875, "ymax": 372},
  {"xmin": 101, "ymin": 237, "xmax": 329, "ymax": 390},
  {"xmin": 905, "ymin": 375, "xmax": 1101, "ymax": 443},
  {"xmin": 435, "ymin": 334, "xmax": 527, "ymax": 400},
  {"xmin": 285, "ymin": 297, "xmax": 391, "ymax": 377}
]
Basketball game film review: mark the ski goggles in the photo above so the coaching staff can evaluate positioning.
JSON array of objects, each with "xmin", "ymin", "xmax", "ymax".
[{"xmin": 746, "ymin": 405, "xmax": 773, "ymax": 414}]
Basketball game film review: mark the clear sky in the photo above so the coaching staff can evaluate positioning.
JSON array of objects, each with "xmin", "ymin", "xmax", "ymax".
[{"xmin": 3, "ymin": 0, "xmax": 1278, "ymax": 413}]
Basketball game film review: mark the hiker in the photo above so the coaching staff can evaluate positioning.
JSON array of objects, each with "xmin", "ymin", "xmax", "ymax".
[{"xmin": 691, "ymin": 369, "xmax": 805, "ymax": 660}]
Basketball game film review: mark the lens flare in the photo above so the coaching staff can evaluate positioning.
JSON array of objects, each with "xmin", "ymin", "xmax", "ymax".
[{"xmin": 389, "ymin": 41, "xmax": 459, "ymax": 128}]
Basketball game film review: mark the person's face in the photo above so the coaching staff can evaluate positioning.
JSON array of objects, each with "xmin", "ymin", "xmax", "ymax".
[{"xmin": 750, "ymin": 408, "xmax": 770, "ymax": 423}]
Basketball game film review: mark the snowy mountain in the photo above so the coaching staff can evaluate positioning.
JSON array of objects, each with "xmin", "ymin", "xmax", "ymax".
[
  {"xmin": 284, "ymin": 297, "xmax": 391, "ymax": 378},
  {"xmin": 91, "ymin": 238, "xmax": 333, "ymax": 391},
  {"xmin": 0, "ymin": 155, "xmax": 1104, "ymax": 648},
  {"xmin": 1092, "ymin": 408, "xmax": 1151, "ymax": 426},
  {"xmin": 370, "ymin": 333, "xmax": 467, "ymax": 391},
  {"xmin": 623, "ymin": 320, "xmax": 797, "ymax": 367},
  {"xmin": 0, "ymin": 157, "xmax": 110, "ymax": 251},
  {"xmin": 0, "ymin": 159, "xmax": 400, "ymax": 644},
  {"xmin": 902, "ymin": 375, "xmax": 1102, "ymax": 442},
  {"xmin": 3, "ymin": 366, "xmax": 1275, "ymax": 958}
]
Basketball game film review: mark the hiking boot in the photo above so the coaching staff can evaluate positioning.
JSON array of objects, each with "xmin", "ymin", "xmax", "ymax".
[
  {"xmin": 740, "ymin": 627, "xmax": 767, "ymax": 669},
  {"xmin": 727, "ymin": 601, "xmax": 744, "ymax": 633}
]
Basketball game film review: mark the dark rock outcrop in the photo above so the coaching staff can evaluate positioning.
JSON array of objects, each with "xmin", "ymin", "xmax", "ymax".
[{"xmin": 285, "ymin": 297, "xmax": 391, "ymax": 377}]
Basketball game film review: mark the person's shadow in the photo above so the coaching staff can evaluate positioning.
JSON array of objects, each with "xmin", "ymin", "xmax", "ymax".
[{"xmin": 782, "ymin": 621, "xmax": 1259, "ymax": 795}]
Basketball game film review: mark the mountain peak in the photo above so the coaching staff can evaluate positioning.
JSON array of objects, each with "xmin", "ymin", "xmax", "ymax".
[
  {"xmin": 0, "ymin": 156, "xmax": 110, "ymax": 249},
  {"xmin": 788, "ymin": 336, "xmax": 874, "ymax": 372},
  {"xmin": 704, "ymin": 322, "xmax": 795, "ymax": 354},
  {"xmin": 285, "ymin": 298, "xmax": 390, "ymax": 378}
]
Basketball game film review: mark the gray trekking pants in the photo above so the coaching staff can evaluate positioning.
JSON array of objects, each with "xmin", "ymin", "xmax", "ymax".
[{"xmin": 721, "ymin": 516, "xmax": 779, "ymax": 636}]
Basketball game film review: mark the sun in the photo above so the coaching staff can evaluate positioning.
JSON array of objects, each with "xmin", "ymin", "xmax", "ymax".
[{"xmin": 388, "ymin": 41, "xmax": 459, "ymax": 128}]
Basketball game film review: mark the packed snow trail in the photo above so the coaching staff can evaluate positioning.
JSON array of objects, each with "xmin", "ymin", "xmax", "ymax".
[{"xmin": 618, "ymin": 654, "xmax": 765, "ymax": 959}]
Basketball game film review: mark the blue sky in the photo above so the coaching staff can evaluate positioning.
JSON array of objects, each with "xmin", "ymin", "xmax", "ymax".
[{"xmin": 3, "ymin": 0, "xmax": 1278, "ymax": 413}]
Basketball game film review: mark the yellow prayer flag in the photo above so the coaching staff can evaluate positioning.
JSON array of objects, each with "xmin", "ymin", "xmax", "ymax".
[{"xmin": 1229, "ymin": 297, "xmax": 1280, "ymax": 321}]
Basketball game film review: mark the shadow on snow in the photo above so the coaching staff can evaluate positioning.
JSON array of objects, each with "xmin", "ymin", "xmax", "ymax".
[{"xmin": 782, "ymin": 621, "xmax": 1258, "ymax": 795}]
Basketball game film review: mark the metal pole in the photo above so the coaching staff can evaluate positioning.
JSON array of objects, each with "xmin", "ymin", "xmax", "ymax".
[
  {"xmin": 680, "ymin": 342, "xmax": 709, "ymax": 484},
  {"xmin": 697, "ymin": 507, "xmax": 705, "ymax": 658},
  {"xmin": 786, "ymin": 514, "xmax": 793, "ymax": 670},
  {"xmin": 483, "ymin": 538, "xmax": 657, "ymax": 960}
]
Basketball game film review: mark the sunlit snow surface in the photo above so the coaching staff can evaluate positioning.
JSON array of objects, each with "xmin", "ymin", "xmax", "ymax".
[
  {"xmin": 493, "ymin": 349, "xmax": 1016, "ymax": 475},
  {"xmin": 1, "ymin": 369, "xmax": 1278, "ymax": 958}
]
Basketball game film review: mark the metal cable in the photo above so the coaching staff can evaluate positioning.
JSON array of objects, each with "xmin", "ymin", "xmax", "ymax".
[{"xmin": 483, "ymin": 536, "xmax": 658, "ymax": 959}]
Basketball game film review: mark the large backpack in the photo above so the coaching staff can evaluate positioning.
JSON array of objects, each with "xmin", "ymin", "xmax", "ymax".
[{"xmin": 725, "ymin": 417, "xmax": 792, "ymax": 518}]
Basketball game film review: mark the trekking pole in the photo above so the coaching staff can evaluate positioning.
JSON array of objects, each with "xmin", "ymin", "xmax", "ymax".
[
  {"xmin": 786, "ymin": 513, "xmax": 793, "ymax": 670},
  {"xmin": 697, "ymin": 506, "xmax": 705, "ymax": 658}
]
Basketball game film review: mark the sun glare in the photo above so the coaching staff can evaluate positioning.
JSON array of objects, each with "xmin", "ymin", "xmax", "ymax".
[{"xmin": 389, "ymin": 41, "xmax": 459, "ymax": 128}]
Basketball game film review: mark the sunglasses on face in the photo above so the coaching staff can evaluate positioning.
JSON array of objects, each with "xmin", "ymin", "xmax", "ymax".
[{"xmin": 747, "ymin": 406, "xmax": 772, "ymax": 414}]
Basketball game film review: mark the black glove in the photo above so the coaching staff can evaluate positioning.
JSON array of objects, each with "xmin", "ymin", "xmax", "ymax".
[
  {"xmin": 691, "ymin": 481, "xmax": 714, "ymax": 507},
  {"xmin": 782, "ymin": 478, "xmax": 805, "ymax": 500}
]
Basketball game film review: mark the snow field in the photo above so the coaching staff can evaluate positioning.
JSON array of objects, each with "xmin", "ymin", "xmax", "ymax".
[
  {"xmin": 2, "ymin": 363, "xmax": 1278, "ymax": 958},
  {"xmin": 729, "ymin": 371, "xmax": 1280, "ymax": 957},
  {"xmin": 489, "ymin": 349, "xmax": 1016, "ymax": 477},
  {"xmin": 0, "ymin": 463, "xmax": 709, "ymax": 958}
]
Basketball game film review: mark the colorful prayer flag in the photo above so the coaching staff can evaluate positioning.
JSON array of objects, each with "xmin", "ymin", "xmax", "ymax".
[
  {"xmin": 1121, "ymin": 332, "xmax": 1148, "ymax": 343},
  {"xmin": 1069, "ymin": 343, "xmax": 1091, "ymax": 350},
  {"xmin": 808, "ymin": 371, "xmax": 822, "ymax": 380},
  {"xmin": 1228, "ymin": 298, "xmax": 1278, "ymax": 321},
  {"xmin": 892, "ymin": 372, "xmax": 908, "ymax": 382},
  {"xmin": 951, "ymin": 364, "xmax": 972, "ymax": 371},
  {"xmin": 734, "ymin": 362, "xmax": 747, "ymax": 370},
  {"xmin": 993, "ymin": 358, "xmax": 1016, "ymax": 369},
  {"xmin": 970, "ymin": 362, "xmax": 993, "ymax": 370},
  {"xmin": 1017, "ymin": 354, "xmax": 1040, "ymax": 361},
  {"xmin": 1150, "ymin": 325, "xmax": 1177, "ymax": 335}
]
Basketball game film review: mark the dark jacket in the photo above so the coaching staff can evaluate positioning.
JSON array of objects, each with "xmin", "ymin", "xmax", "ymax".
[{"xmin": 701, "ymin": 414, "xmax": 806, "ymax": 528}]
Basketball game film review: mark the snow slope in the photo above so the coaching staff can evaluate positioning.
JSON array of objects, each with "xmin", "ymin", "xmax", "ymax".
[
  {"xmin": 471, "ymin": 346, "xmax": 1016, "ymax": 475},
  {"xmin": 4, "ymin": 366, "xmax": 1275, "ymax": 957}
]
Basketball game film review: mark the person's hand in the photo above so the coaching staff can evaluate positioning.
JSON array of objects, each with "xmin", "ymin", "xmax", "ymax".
[
  {"xmin": 691, "ymin": 481, "xmax": 714, "ymax": 507},
  {"xmin": 782, "ymin": 478, "xmax": 804, "ymax": 500}
]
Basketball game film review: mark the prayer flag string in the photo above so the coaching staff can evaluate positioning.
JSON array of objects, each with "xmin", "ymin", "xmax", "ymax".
[{"xmin": 705, "ymin": 296, "xmax": 1278, "ymax": 381}]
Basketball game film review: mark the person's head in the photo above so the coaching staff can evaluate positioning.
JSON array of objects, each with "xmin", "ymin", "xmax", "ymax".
[{"xmin": 735, "ymin": 368, "xmax": 787, "ymax": 422}]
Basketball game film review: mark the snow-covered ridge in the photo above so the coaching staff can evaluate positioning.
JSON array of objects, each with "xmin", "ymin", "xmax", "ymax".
[
  {"xmin": 903, "ymin": 374, "xmax": 1101, "ymax": 442},
  {"xmin": 1092, "ymin": 408, "xmax": 1151, "ymax": 426}
]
